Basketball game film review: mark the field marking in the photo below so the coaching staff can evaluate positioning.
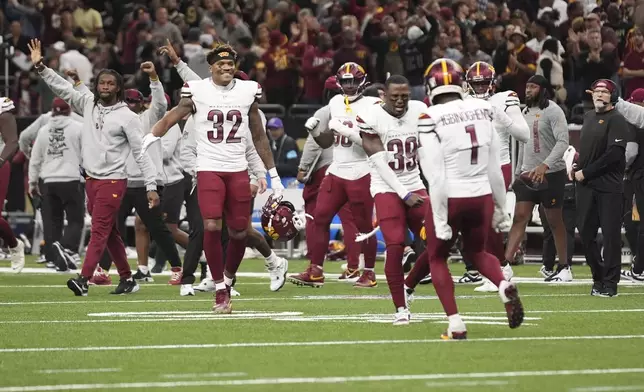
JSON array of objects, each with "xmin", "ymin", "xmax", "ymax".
[
  {"xmin": 36, "ymin": 368, "xmax": 121, "ymax": 374},
  {"xmin": 425, "ymin": 380, "xmax": 512, "ymax": 387},
  {"xmin": 161, "ymin": 372, "xmax": 247, "ymax": 379},
  {"xmin": 571, "ymin": 387, "xmax": 644, "ymax": 392},
  {"xmin": 0, "ymin": 368, "xmax": 642, "ymax": 391},
  {"xmin": 2, "ymin": 292, "xmax": 644, "ymax": 307},
  {"xmin": 1, "ymin": 335, "xmax": 643, "ymax": 354}
]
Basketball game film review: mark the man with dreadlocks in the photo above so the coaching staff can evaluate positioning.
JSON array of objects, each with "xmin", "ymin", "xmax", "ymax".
[
  {"xmin": 29, "ymin": 39, "xmax": 159, "ymax": 296},
  {"xmin": 508, "ymin": 75, "xmax": 571, "ymax": 282}
]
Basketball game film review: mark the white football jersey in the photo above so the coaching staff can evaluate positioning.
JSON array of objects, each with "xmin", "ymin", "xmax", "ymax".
[
  {"xmin": 488, "ymin": 90, "xmax": 523, "ymax": 165},
  {"xmin": 327, "ymin": 94, "xmax": 380, "ymax": 180},
  {"xmin": 0, "ymin": 98, "xmax": 15, "ymax": 151},
  {"xmin": 418, "ymin": 98, "xmax": 497, "ymax": 198},
  {"xmin": 357, "ymin": 101, "xmax": 427, "ymax": 196},
  {"xmin": 181, "ymin": 78, "xmax": 262, "ymax": 173}
]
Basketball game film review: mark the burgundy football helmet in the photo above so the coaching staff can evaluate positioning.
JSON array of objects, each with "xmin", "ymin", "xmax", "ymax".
[
  {"xmin": 423, "ymin": 58, "xmax": 466, "ymax": 104},
  {"xmin": 261, "ymin": 194, "xmax": 303, "ymax": 242},
  {"xmin": 336, "ymin": 62, "xmax": 367, "ymax": 98},
  {"xmin": 466, "ymin": 61, "xmax": 496, "ymax": 99}
]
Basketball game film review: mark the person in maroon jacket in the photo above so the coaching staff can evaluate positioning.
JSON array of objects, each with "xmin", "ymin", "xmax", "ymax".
[
  {"xmin": 301, "ymin": 33, "xmax": 334, "ymax": 104},
  {"xmin": 332, "ymin": 29, "xmax": 372, "ymax": 80},
  {"xmin": 259, "ymin": 30, "xmax": 298, "ymax": 107}
]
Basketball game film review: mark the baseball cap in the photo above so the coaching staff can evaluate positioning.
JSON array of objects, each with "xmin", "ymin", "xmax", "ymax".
[
  {"xmin": 125, "ymin": 89, "xmax": 144, "ymax": 103},
  {"xmin": 267, "ymin": 117, "xmax": 283, "ymax": 129},
  {"xmin": 51, "ymin": 98, "xmax": 70, "ymax": 116},
  {"xmin": 629, "ymin": 88, "xmax": 644, "ymax": 103}
]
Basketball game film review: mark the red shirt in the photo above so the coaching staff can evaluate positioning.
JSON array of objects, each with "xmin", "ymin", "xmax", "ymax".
[
  {"xmin": 624, "ymin": 48, "xmax": 644, "ymax": 99},
  {"xmin": 301, "ymin": 47, "xmax": 335, "ymax": 100},
  {"xmin": 332, "ymin": 44, "xmax": 371, "ymax": 77},
  {"xmin": 260, "ymin": 46, "xmax": 295, "ymax": 91}
]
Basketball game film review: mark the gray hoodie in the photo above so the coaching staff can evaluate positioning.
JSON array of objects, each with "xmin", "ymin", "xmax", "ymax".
[
  {"xmin": 19, "ymin": 110, "xmax": 84, "ymax": 158},
  {"xmin": 28, "ymin": 115, "xmax": 82, "ymax": 185},
  {"xmin": 38, "ymin": 67, "xmax": 158, "ymax": 191},
  {"xmin": 298, "ymin": 105, "xmax": 333, "ymax": 182},
  {"xmin": 161, "ymin": 124, "xmax": 184, "ymax": 185}
]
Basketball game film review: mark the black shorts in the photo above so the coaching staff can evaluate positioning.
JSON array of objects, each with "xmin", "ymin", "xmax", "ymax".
[
  {"xmin": 161, "ymin": 180, "xmax": 185, "ymax": 224},
  {"xmin": 512, "ymin": 169, "xmax": 566, "ymax": 209}
]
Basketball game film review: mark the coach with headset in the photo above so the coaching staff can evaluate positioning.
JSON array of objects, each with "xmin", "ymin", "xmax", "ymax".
[{"xmin": 574, "ymin": 79, "xmax": 633, "ymax": 297}]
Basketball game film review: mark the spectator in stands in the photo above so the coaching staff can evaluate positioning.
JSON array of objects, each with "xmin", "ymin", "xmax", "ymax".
[
  {"xmin": 332, "ymin": 28, "xmax": 371, "ymax": 80},
  {"xmin": 258, "ymin": 30, "xmax": 297, "ymax": 107},
  {"xmin": 183, "ymin": 27, "xmax": 204, "ymax": 61},
  {"xmin": 433, "ymin": 32, "xmax": 462, "ymax": 63},
  {"xmin": 500, "ymin": 28, "xmax": 537, "ymax": 101},
  {"xmin": 575, "ymin": 29, "xmax": 619, "ymax": 108},
  {"xmin": 400, "ymin": 13, "xmax": 436, "ymax": 100},
  {"xmin": 538, "ymin": 0, "xmax": 567, "ymax": 26},
  {"xmin": 7, "ymin": 20, "xmax": 30, "ymax": 55},
  {"xmin": 559, "ymin": 1, "xmax": 584, "ymax": 49},
  {"xmin": 236, "ymin": 36, "xmax": 260, "ymax": 78},
  {"xmin": 301, "ymin": 32, "xmax": 334, "ymax": 104},
  {"xmin": 623, "ymin": 27, "xmax": 644, "ymax": 99},
  {"xmin": 151, "ymin": 7, "xmax": 183, "ymax": 47},
  {"xmin": 252, "ymin": 23, "xmax": 271, "ymax": 57},
  {"xmin": 13, "ymin": 71, "xmax": 40, "ymax": 117},
  {"xmin": 604, "ymin": 3, "xmax": 632, "ymax": 59},
  {"xmin": 267, "ymin": 117, "xmax": 300, "ymax": 179},
  {"xmin": 537, "ymin": 38, "xmax": 566, "ymax": 105},
  {"xmin": 72, "ymin": 0, "xmax": 104, "ymax": 49},
  {"xmin": 460, "ymin": 34, "xmax": 493, "ymax": 70},
  {"xmin": 363, "ymin": 20, "xmax": 403, "ymax": 83},
  {"xmin": 120, "ymin": 6, "xmax": 151, "ymax": 74},
  {"xmin": 221, "ymin": 10, "xmax": 253, "ymax": 49},
  {"xmin": 472, "ymin": 2, "xmax": 500, "ymax": 55},
  {"xmin": 527, "ymin": 18, "xmax": 564, "ymax": 55},
  {"xmin": 58, "ymin": 40, "xmax": 93, "ymax": 85},
  {"xmin": 35, "ymin": 56, "xmax": 64, "ymax": 113}
]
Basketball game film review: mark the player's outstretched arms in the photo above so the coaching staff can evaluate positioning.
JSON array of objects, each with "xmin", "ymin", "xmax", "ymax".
[{"xmin": 151, "ymin": 97, "xmax": 193, "ymax": 138}]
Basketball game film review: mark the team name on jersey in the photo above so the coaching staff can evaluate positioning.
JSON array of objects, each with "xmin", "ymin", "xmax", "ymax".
[{"xmin": 438, "ymin": 108, "xmax": 493, "ymax": 127}]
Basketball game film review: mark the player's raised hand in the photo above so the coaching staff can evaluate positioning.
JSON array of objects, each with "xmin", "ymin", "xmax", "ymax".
[
  {"xmin": 404, "ymin": 193, "xmax": 425, "ymax": 208},
  {"xmin": 140, "ymin": 61, "xmax": 159, "ymax": 80},
  {"xmin": 158, "ymin": 39, "xmax": 180, "ymax": 65},
  {"xmin": 27, "ymin": 39, "xmax": 43, "ymax": 65},
  {"xmin": 65, "ymin": 69, "xmax": 80, "ymax": 83}
]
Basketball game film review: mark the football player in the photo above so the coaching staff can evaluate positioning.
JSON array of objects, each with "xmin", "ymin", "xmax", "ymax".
[
  {"xmin": 0, "ymin": 97, "xmax": 25, "ymax": 273},
  {"xmin": 147, "ymin": 44, "xmax": 281, "ymax": 313},
  {"xmin": 418, "ymin": 58, "xmax": 524, "ymax": 339},
  {"xmin": 358, "ymin": 74, "xmax": 428, "ymax": 324},
  {"xmin": 465, "ymin": 61, "xmax": 530, "ymax": 292},
  {"xmin": 289, "ymin": 62, "xmax": 380, "ymax": 288}
]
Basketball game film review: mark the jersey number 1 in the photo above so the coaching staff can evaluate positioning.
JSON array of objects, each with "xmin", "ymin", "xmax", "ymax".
[
  {"xmin": 207, "ymin": 109, "xmax": 243, "ymax": 144},
  {"xmin": 465, "ymin": 125, "xmax": 479, "ymax": 165}
]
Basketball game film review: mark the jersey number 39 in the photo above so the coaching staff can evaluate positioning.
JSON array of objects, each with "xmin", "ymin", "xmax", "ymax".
[
  {"xmin": 207, "ymin": 109, "xmax": 243, "ymax": 144},
  {"xmin": 387, "ymin": 136, "xmax": 418, "ymax": 174}
]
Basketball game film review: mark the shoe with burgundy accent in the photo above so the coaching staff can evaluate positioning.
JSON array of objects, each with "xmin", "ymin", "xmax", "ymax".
[
  {"xmin": 499, "ymin": 281, "xmax": 524, "ymax": 329},
  {"xmin": 212, "ymin": 288, "xmax": 232, "ymax": 314},
  {"xmin": 168, "ymin": 267, "xmax": 183, "ymax": 285},
  {"xmin": 88, "ymin": 267, "xmax": 112, "ymax": 286},
  {"xmin": 288, "ymin": 265, "xmax": 325, "ymax": 287},
  {"xmin": 353, "ymin": 270, "xmax": 377, "ymax": 288},
  {"xmin": 338, "ymin": 268, "xmax": 360, "ymax": 282},
  {"xmin": 441, "ymin": 328, "xmax": 467, "ymax": 340}
]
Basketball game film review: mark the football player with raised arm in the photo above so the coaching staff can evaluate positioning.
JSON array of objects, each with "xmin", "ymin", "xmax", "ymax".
[{"xmin": 417, "ymin": 58, "xmax": 524, "ymax": 339}]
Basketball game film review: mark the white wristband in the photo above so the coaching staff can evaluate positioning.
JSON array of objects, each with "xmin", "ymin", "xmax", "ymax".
[{"xmin": 268, "ymin": 168, "xmax": 279, "ymax": 178}]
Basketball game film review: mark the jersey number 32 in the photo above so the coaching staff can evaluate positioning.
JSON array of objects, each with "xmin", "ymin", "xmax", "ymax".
[{"xmin": 207, "ymin": 109, "xmax": 243, "ymax": 144}]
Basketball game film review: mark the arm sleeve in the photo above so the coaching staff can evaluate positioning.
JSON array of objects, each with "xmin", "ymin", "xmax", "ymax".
[
  {"xmin": 175, "ymin": 60, "xmax": 203, "ymax": 82},
  {"xmin": 488, "ymin": 129, "xmax": 507, "ymax": 209},
  {"xmin": 123, "ymin": 116, "xmax": 158, "ymax": 191},
  {"xmin": 143, "ymin": 80, "xmax": 168, "ymax": 128},
  {"xmin": 19, "ymin": 113, "xmax": 47, "ymax": 156},
  {"xmin": 299, "ymin": 134, "xmax": 323, "ymax": 171},
  {"xmin": 38, "ymin": 67, "xmax": 92, "ymax": 116},
  {"xmin": 418, "ymin": 132, "xmax": 448, "ymax": 230},
  {"xmin": 626, "ymin": 142, "xmax": 638, "ymax": 169},
  {"xmin": 246, "ymin": 143, "xmax": 267, "ymax": 183},
  {"xmin": 74, "ymin": 82, "xmax": 92, "ymax": 95},
  {"xmin": 502, "ymin": 94, "xmax": 530, "ymax": 142},
  {"xmin": 616, "ymin": 98, "xmax": 644, "ymax": 128},
  {"xmin": 28, "ymin": 128, "xmax": 46, "ymax": 185},
  {"xmin": 162, "ymin": 124, "xmax": 180, "ymax": 161},
  {"xmin": 543, "ymin": 105, "xmax": 570, "ymax": 169}
]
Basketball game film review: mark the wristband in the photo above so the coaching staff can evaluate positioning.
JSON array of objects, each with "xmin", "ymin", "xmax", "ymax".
[
  {"xmin": 268, "ymin": 168, "xmax": 279, "ymax": 178},
  {"xmin": 403, "ymin": 192, "xmax": 411, "ymax": 201},
  {"xmin": 149, "ymin": 76, "xmax": 159, "ymax": 82},
  {"xmin": 73, "ymin": 80, "xmax": 82, "ymax": 87}
]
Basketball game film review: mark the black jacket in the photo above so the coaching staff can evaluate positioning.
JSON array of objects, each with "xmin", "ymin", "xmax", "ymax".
[{"xmin": 271, "ymin": 134, "xmax": 301, "ymax": 178}]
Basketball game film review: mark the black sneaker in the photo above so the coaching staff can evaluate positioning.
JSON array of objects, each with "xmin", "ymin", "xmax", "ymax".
[
  {"xmin": 458, "ymin": 270, "xmax": 482, "ymax": 283},
  {"xmin": 591, "ymin": 281, "xmax": 603, "ymax": 296},
  {"xmin": 419, "ymin": 274, "xmax": 432, "ymax": 285},
  {"xmin": 67, "ymin": 276, "xmax": 88, "ymax": 296},
  {"xmin": 621, "ymin": 265, "xmax": 644, "ymax": 283},
  {"xmin": 54, "ymin": 242, "xmax": 77, "ymax": 270},
  {"xmin": 110, "ymin": 278, "xmax": 140, "ymax": 295},
  {"xmin": 598, "ymin": 286, "xmax": 618, "ymax": 297},
  {"xmin": 63, "ymin": 248, "xmax": 81, "ymax": 269},
  {"xmin": 132, "ymin": 269, "xmax": 154, "ymax": 282},
  {"xmin": 402, "ymin": 247, "xmax": 417, "ymax": 273}
]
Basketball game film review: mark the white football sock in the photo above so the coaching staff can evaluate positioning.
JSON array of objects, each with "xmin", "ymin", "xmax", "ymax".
[
  {"xmin": 265, "ymin": 251, "xmax": 278, "ymax": 265},
  {"xmin": 223, "ymin": 276, "xmax": 234, "ymax": 287},
  {"xmin": 215, "ymin": 282, "xmax": 226, "ymax": 291},
  {"xmin": 139, "ymin": 265, "xmax": 149, "ymax": 274}
]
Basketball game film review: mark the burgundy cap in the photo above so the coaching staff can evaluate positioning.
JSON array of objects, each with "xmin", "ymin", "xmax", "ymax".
[
  {"xmin": 125, "ymin": 89, "xmax": 144, "ymax": 103},
  {"xmin": 629, "ymin": 88, "xmax": 644, "ymax": 103}
]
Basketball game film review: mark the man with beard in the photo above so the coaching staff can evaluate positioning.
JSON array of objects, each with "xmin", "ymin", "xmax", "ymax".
[{"xmin": 30, "ymin": 39, "xmax": 159, "ymax": 296}]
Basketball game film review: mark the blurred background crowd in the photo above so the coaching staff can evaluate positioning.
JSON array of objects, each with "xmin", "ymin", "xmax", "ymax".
[{"xmin": 2, "ymin": 0, "xmax": 644, "ymax": 119}]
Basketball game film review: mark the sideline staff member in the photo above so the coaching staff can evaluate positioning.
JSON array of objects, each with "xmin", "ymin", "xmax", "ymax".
[{"xmin": 575, "ymin": 79, "xmax": 632, "ymax": 297}]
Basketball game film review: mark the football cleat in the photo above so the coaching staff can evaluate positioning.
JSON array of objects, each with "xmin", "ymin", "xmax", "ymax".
[
  {"xmin": 393, "ymin": 308, "xmax": 411, "ymax": 326},
  {"xmin": 405, "ymin": 286, "xmax": 415, "ymax": 310},
  {"xmin": 132, "ymin": 268, "xmax": 154, "ymax": 282},
  {"xmin": 458, "ymin": 270, "xmax": 482, "ymax": 283},
  {"xmin": 539, "ymin": 265, "xmax": 554, "ymax": 279},
  {"xmin": 194, "ymin": 277, "xmax": 216, "ymax": 292},
  {"xmin": 212, "ymin": 289, "xmax": 232, "ymax": 314},
  {"xmin": 288, "ymin": 265, "xmax": 325, "ymax": 287},
  {"xmin": 9, "ymin": 239, "xmax": 25, "ymax": 274},
  {"xmin": 168, "ymin": 267, "xmax": 183, "ymax": 285},
  {"xmin": 419, "ymin": 274, "xmax": 432, "ymax": 285},
  {"xmin": 180, "ymin": 284, "xmax": 195, "ymax": 296},
  {"xmin": 620, "ymin": 268, "xmax": 644, "ymax": 283},
  {"xmin": 353, "ymin": 270, "xmax": 377, "ymax": 288},
  {"xmin": 544, "ymin": 265, "xmax": 573, "ymax": 282},
  {"xmin": 402, "ymin": 246, "xmax": 416, "ymax": 273},
  {"xmin": 67, "ymin": 276, "xmax": 88, "ymax": 296},
  {"xmin": 498, "ymin": 281, "xmax": 524, "ymax": 329},
  {"xmin": 267, "ymin": 257, "xmax": 288, "ymax": 292},
  {"xmin": 338, "ymin": 268, "xmax": 360, "ymax": 282},
  {"xmin": 441, "ymin": 328, "xmax": 468, "ymax": 340}
]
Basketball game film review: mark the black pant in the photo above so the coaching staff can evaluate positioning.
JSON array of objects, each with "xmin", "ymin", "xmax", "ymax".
[
  {"xmin": 576, "ymin": 184, "xmax": 623, "ymax": 290},
  {"xmin": 629, "ymin": 175, "xmax": 644, "ymax": 274},
  {"xmin": 118, "ymin": 186, "xmax": 182, "ymax": 268},
  {"xmin": 42, "ymin": 181, "xmax": 84, "ymax": 261},
  {"xmin": 539, "ymin": 202, "xmax": 576, "ymax": 269}
]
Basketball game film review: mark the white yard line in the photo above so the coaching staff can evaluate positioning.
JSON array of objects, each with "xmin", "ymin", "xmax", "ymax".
[
  {"xmin": 1, "ymin": 335, "xmax": 643, "ymax": 354},
  {"xmin": 36, "ymin": 368, "xmax": 121, "ymax": 374},
  {"xmin": 570, "ymin": 387, "xmax": 644, "ymax": 392},
  {"xmin": 161, "ymin": 372, "xmax": 247, "ymax": 379},
  {"xmin": 0, "ymin": 368, "xmax": 642, "ymax": 391},
  {"xmin": 425, "ymin": 380, "xmax": 512, "ymax": 387}
]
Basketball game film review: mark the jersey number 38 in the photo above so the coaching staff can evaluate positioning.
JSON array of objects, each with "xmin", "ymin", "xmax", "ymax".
[{"xmin": 207, "ymin": 109, "xmax": 243, "ymax": 144}]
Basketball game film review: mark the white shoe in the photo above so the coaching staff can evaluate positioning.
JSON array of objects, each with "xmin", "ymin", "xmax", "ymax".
[
  {"xmin": 405, "ymin": 286, "xmax": 415, "ymax": 311},
  {"xmin": 125, "ymin": 247, "xmax": 138, "ymax": 259},
  {"xmin": 194, "ymin": 277, "xmax": 216, "ymax": 292},
  {"xmin": 180, "ymin": 284, "xmax": 195, "ymax": 296},
  {"xmin": 539, "ymin": 265, "xmax": 553, "ymax": 278},
  {"xmin": 267, "ymin": 257, "xmax": 288, "ymax": 292},
  {"xmin": 9, "ymin": 239, "xmax": 25, "ymax": 273},
  {"xmin": 230, "ymin": 287, "xmax": 241, "ymax": 296},
  {"xmin": 340, "ymin": 255, "xmax": 365, "ymax": 272},
  {"xmin": 502, "ymin": 264, "xmax": 514, "ymax": 281},
  {"xmin": 474, "ymin": 279, "xmax": 498, "ymax": 292},
  {"xmin": 393, "ymin": 308, "xmax": 411, "ymax": 326},
  {"xmin": 545, "ymin": 265, "xmax": 573, "ymax": 282}
]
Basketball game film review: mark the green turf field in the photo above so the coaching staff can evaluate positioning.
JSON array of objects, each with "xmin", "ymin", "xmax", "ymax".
[{"xmin": 0, "ymin": 256, "xmax": 643, "ymax": 392}]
